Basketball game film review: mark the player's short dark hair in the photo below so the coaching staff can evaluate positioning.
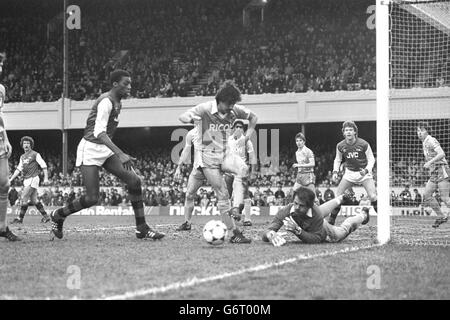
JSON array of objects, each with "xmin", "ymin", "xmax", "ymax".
[
  {"xmin": 342, "ymin": 120, "xmax": 358, "ymax": 135},
  {"xmin": 20, "ymin": 136, "xmax": 34, "ymax": 149},
  {"xmin": 417, "ymin": 121, "xmax": 431, "ymax": 135},
  {"xmin": 295, "ymin": 132, "xmax": 306, "ymax": 142},
  {"xmin": 110, "ymin": 69, "xmax": 130, "ymax": 85},
  {"xmin": 293, "ymin": 187, "xmax": 315, "ymax": 209},
  {"xmin": 215, "ymin": 80, "xmax": 242, "ymax": 106}
]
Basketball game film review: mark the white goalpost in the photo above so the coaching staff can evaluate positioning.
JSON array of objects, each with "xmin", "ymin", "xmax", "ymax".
[
  {"xmin": 377, "ymin": 0, "xmax": 450, "ymax": 244},
  {"xmin": 376, "ymin": 0, "xmax": 391, "ymax": 244}
]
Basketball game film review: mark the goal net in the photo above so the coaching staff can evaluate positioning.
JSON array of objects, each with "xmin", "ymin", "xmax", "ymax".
[{"xmin": 388, "ymin": 0, "xmax": 450, "ymax": 245}]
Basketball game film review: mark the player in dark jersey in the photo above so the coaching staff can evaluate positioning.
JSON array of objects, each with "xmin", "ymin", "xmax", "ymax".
[
  {"xmin": 178, "ymin": 80, "xmax": 258, "ymax": 243},
  {"xmin": 417, "ymin": 122, "xmax": 450, "ymax": 228},
  {"xmin": 9, "ymin": 136, "xmax": 50, "ymax": 224},
  {"xmin": 327, "ymin": 121, "xmax": 377, "ymax": 225},
  {"xmin": 261, "ymin": 187, "xmax": 369, "ymax": 246},
  {"xmin": 50, "ymin": 69, "xmax": 164, "ymax": 240},
  {"xmin": 0, "ymin": 51, "xmax": 20, "ymax": 241}
]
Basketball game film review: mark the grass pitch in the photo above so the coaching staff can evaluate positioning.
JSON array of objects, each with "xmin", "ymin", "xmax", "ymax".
[{"xmin": 1, "ymin": 214, "xmax": 448, "ymax": 300}]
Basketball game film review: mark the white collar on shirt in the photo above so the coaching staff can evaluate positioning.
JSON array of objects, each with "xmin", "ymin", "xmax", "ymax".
[
  {"xmin": 211, "ymin": 100, "xmax": 218, "ymax": 114},
  {"xmin": 290, "ymin": 204, "xmax": 313, "ymax": 218},
  {"xmin": 423, "ymin": 135, "xmax": 432, "ymax": 144}
]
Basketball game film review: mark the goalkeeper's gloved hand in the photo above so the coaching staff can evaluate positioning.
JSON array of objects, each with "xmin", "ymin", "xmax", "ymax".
[
  {"xmin": 266, "ymin": 230, "xmax": 286, "ymax": 247},
  {"xmin": 283, "ymin": 216, "xmax": 302, "ymax": 236}
]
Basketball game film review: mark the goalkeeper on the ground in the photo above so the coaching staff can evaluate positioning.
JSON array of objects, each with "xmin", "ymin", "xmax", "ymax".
[{"xmin": 261, "ymin": 187, "xmax": 370, "ymax": 246}]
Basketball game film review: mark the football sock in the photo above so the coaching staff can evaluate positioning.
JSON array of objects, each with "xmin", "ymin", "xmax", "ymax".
[
  {"xmin": 35, "ymin": 202, "xmax": 47, "ymax": 216},
  {"xmin": 184, "ymin": 197, "xmax": 195, "ymax": 223},
  {"xmin": 218, "ymin": 199, "xmax": 234, "ymax": 230},
  {"xmin": 131, "ymin": 200, "xmax": 145, "ymax": 226},
  {"xmin": 424, "ymin": 197, "xmax": 443, "ymax": 216},
  {"xmin": 19, "ymin": 204, "xmax": 28, "ymax": 220},
  {"xmin": 371, "ymin": 200, "xmax": 378, "ymax": 213},
  {"xmin": 243, "ymin": 199, "xmax": 252, "ymax": 221},
  {"xmin": 128, "ymin": 188, "xmax": 145, "ymax": 226},
  {"xmin": 58, "ymin": 196, "xmax": 89, "ymax": 218},
  {"xmin": 329, "ymin": 206, "xmax": 340, "ymax": 220},
  {"xmin": 0, "ymin": 193, "xmax": 8, "ymax": 230}
]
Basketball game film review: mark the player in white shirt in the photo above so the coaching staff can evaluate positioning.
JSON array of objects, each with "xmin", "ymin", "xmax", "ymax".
[
  {"xmin": 224, "ymin": 119, "xmax": 257, "ymax": 226},
  {"xmin": 0, "ymin": 51, "xmax": 21, "ymax": 241},
  {"xmin": 292, "ymin": 132, "xmax": 316, "ymax": 193},
  {"xmin": 417, "ymin": 121, "xmax": 450, "ymax": 228}
]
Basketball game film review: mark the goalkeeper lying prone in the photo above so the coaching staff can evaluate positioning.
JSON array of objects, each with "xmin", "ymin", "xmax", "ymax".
[{"xmin": 261, "ymin": 187, "xmax": 370, "ymax": 246}]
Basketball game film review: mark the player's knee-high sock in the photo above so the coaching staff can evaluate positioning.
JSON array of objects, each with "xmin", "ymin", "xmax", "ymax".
[
  {"xmin": 243, "ymin": 198, "xmax": 252, "ymax": 222},
  {"xmin": 0, "ymin": 192, "xmax": 8, "ymax": 230},
  {"xmin": 371, "ymin": 200, "xmax": 377, "ymax": 213},
  {"xmin": 184, "ymin": 197, "xmax": 195, "ymax": 223},
  {"xmin": 218, "ymin": 199, "xmax": 235, "ymax": 230},
  {"xmin": 240, "ymin": 177, "xmax": 251, "ymax": 222},
  {"xmin": 19, "ymin": 204, "xmax": 28, "ymax": 220},
  {"xmin": 337, "ymin": 214, "xmax": 365, "ymax": 241},
  {"xmin": 35, "ymin": 202, "xmax": 48, "ymax": 216},
  {"xmin": 57, "ymin": 196, "xmax": 91, "ymax": 218},
  {"xmin": 128, "ymin": 188, "xmax": 146, "ymax": 226},
  {"xmin": 424, "ymin": 197, "xmax": 443, "ymax": 216},
  {"xmin": 224, "ymin": 174, "xmax": 234, "ymax": 204},
  {"xmin": 329, "ymin": 206, "xmax": 340, "ymax": 221}
]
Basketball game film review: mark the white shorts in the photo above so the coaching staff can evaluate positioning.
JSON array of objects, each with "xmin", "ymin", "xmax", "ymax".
[
  {"xmin": 23, "ymin": 176, "xmax": 40, "ymax": 189},
  {"xmin": 221, "ymin": 152, "xmax": 248, "ymax": 177},
  {"xmin": 76, "ymin": 138, "xmax": 115, "ymax": 167},
  {"xmin": 342, "ymin": 168, "xmax": 373, "ymax": 184}
]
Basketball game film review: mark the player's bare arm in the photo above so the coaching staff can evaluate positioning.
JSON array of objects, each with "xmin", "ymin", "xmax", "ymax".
[
  {"xmin": 97, "ymin": 132, "xmax": 136, "ymax": 170},
  {"xmin": 360, "ymin": 144, "xmax": 375, "ymax": 176},
  {"xmin": 332, "ymin": 145, "xmax": 343, "ymax": 182},
  {"xmin": 175, "ymin": 141, "xmax": 191, "ymax": 179},
  {"xmin": 0, "ymin": 115, "xmax": 12, "ymax": 158},
  {"xmin": 179, "ymin": 111, "xmax": 201, "ymax": 124},
  {"xmin": 244, "ymin": 112, "xmax": 257, "ymax": 141}
]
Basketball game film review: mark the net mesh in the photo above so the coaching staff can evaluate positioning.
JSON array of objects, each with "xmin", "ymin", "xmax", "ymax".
[{"xmin": 389, "ymin": 0, "xmax": 450, "ymax": 245}]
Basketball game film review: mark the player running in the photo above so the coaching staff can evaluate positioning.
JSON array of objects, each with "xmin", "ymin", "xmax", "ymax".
[
  {"xmin": 224, "ymin": 119, "xmax": 257, "ymax": 226},
  {"xmin": 49, "ymin": 69, "xmax": 164, "ymax": 240},
  {"xmin": 9, "ymin": 136, "xmax": 50, "ymax": 224},
  {"xmin": 178, "ymin": 80, "xmax": 258, "ymax": 243},
  {"xmin": 328, "ymin": 121, "xmax": 377, "ymax": 225},
  {"xmin": 417, "ymin": 121, "xmax": 449, "ymax": 228},
  {"xmin": 0, "ymin": 51, "xmax": 20, "ymax": 241}
]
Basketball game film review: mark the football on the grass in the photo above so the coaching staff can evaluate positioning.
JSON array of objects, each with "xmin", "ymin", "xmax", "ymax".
[{"xmin": 203, "ymin": 220, "xmax": 228, "ymax": 245}]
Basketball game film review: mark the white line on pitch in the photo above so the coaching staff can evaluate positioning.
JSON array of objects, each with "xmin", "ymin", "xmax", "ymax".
[
  {"xmin": 100, "ymin": 243, "xmax": 381, "ymax": 300},
  {"xmin": 24, "ymin": 224, "xmax": 178, "ymax": 234}
]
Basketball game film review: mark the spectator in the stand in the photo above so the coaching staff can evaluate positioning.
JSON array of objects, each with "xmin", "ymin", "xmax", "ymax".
[
  {"xmin": 391, "ymin": 190, "xmax": 398, "ymax": 207},
  {"xmin": 315, "ymin": 189, "xmax": 325, "ymax": 205},
  {"xmin": 252, "ymin": 194, "xmax": 266, "ymax": 206},
  {"xmin": 413, "ymin": 188, "xmax": 422, "ymax": 207},
  {"xmin": 323, "ymin": 182, "xmax": 335, "ymax": 202},
  {"xmin": 274, "ymin": 184, "xmax": 285, "ymax": 200},
  {"xmin": 200, "ymin": 193, "xmax": 210, "ymax": 208},
  {"xmin": 399, "ymin": 185, "xmax": 413, "ymax": 207}
]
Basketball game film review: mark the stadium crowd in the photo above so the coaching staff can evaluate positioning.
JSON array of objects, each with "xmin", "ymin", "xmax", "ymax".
[
  {"xmin": 7, "ymin": 141, "xmax": 432, "ymax": 208},
  {"xmin": 0, "ymin": 0, "xmax": 378, "ymax": 103}
]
